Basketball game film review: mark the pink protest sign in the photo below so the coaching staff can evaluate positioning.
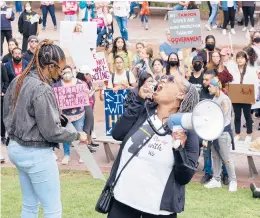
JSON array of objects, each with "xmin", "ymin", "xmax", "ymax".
[
  {"xmin": 90, "ymin": 18, "xmax": 105, "ymax": 28},
  {"xmin": 53, "ymin": 84, "xmax": 90, "ymax": 110},
  {"xmin": 92, "ymin": 52, "xmax": 110, "ymax": 83}
]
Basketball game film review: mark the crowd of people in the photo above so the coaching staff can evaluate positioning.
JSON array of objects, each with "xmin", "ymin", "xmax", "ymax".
[{"xmin": 1, "ymin": 1, "xmax": 260, "ymax": 218}]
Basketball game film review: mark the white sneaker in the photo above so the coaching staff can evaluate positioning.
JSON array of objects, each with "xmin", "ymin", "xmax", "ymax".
[
  {"xmin": 61, "ymin": 155, "xmax": 70, "ymax": 165},
  {"xmin": 231, "ymin": 28, "xmax": 236, "ymax": 34},
  {"xmin": 229, "ymin": 181, "xmax": 238, "ymax": 192},
  {"xmin": 222, "ymin": 29, "xmax": 227, "ymax": 35},
  {"xmin": 130, "ymin": 14, "xmax": 135, "ymax": 19},
  {"xmin": 204, "ymin": 178, "xmax": 222, "ymax": 189},
  {"xmin": 242, "ymin": 27, "xmax": 247, "ymax": 32},
  {"xmin": 250, "ymin": 27, "xmax": 255, "ymax": 32},
  {"xmin": 126, "ymin": 41, "xmax": 131, "ymax": 47},
  {"xmin": 79, "ymin": 158, "xmax": 84, "ymax": 164},
  {"xmin": 212, "ymin": 25, "xmax": 218, "ymax": 29},
  {"xmin": 244, "ymin": 136, "xmax": 252, "ymax": 144},
  {"xmin": 234, "ymin": 135, "xmax": 240, "ymax": 143},
  {"xmin": 205, "ymin": 24, "xmax": 212, "ymax": 31},
  {"xmin": 92, "ymin": 131, "xmax": 97, "ymax": 139}
]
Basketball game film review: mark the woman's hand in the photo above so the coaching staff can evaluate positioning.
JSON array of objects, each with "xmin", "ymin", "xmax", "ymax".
[
  {"xmin": 172, "ymin": 129, "xmax": 187, "ymax": 148},
  {"xmin": 139, "ymin": 82, "xmax": 154, "ymax": 100}
]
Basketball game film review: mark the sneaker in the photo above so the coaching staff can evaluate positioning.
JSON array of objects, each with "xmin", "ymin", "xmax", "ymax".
[
  {"xmin": 231, "ymin": 28, "xmax": 236, "ymax": 34},
  {"xmin": 79, "ymin": 158, "xmax": 84, "ymax": 164},
  {"xmin": 126, "ymin": 41, "xmax": 131, "ymax": 47},
  {"xmin": 92, "ymin": 131, "xmax": 97, "ymax": 139},
  {"xmin": 88, "ymin": 143, "xmax": 100, "ymax": 151},
  {"xmin": 222, "ymin": 29, "xmax": 227, "ymax": 35},
  {"xmin": 212, "ymin": 25, "xmax": 218, "ymax": 29},
  {"xmin": 88, "ymin": 147, "xmax": 96, "ymax": 153},
  {"xmin": 0, "ymin": 156, "xmax": 5, "ymax": 163},
  {"xmin": 250, "ymin": 183, "xmax": 260, "ymax": 198},
  {"xmin": 108, "ymin": 39, "xmax": 112, "ymax": 45},
  {"xmin": 61, "ymin": 155, "xmax": 70, "ymax": 165},
  {"xmin": 250, "ymin": 27, "xmax": 255, "ymax": 32},
  {"xmin": 200, "ymin": 173, "xmax": 212, "ymax": 184},
  {"xmin": 242, "ymin": 27, "xmax": 247, "ymax": 32},
  {"xmin": 234, "ymin": 135, "xmax": 240, "ymax": 143},
  {"xmin": 205, "ymin": 24, "xmax": 212, "ymax": 31},
  {"xmin": 42, "ymin": 26, "xmax": 46, "ymax": 31},
  {"xmin": 130, "ymin": 14, "xmax": 135, "ymax": 19},
  {"xmin": 145, "ymin": 24, "xmax": 148, "ymax": 30},
  {"xmin": 54, "ymin": 25, "xmax": 57, "ymax": 31},
  {"xmin": 244, "ymin": 136, "xmax": 252, "ymax": 144},
  {"xmin": 222, "ymin": 174, "xmax": 229, "ymax": 186},
  {"xmin": 229, "ymin": 181, "xmax": 237, "ymax": 192},
  {"xmin": 204, "ymin": 178, "xmax": 222, "ymax": 189}
]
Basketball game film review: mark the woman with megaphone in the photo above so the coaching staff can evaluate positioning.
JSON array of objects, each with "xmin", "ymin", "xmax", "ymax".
[
  {"xmin": 204, "ymin": 76, "xmax": 237, "ymax": 192},
  {"xmin": 96, "ymin": 72, "xmax": 200, "ymax": 218}
]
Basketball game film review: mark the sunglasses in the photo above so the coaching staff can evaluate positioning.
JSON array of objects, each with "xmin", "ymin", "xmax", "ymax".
[{"xmin": 155, "ymin": 75, "xmax": 174, "ymax": 82}]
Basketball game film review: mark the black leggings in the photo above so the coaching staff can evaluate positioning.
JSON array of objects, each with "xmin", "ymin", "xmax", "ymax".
[
  {"xmin": 223, "ymin": 7, "xmax": 236, "ymax": 29},
  {"xmin": 233, "ymin": 103, "xmax": 253, "ymax": 134},
  {"xmin": 242, "ymin": 6, "xmax": 255, "ymax": 27},
  {"xmin": 108, "ymin": 200, "xmax": 177, "ymax": 218}
]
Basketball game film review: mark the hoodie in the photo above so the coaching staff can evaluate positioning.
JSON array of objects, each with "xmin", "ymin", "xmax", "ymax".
[{"xmin": 0, "ymin": 6, "xmax": 15, "ymax": 31}]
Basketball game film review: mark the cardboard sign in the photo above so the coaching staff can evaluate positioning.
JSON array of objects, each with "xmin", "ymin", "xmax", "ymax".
[
  {"xmin": 227, "ymin": 84, "xmax": 255, "ymax": 104},
  {"xmin": 53, "ymin": 84, "xmax": 90, "ymax": 110},
  {"xmin": 168, "ymin": 10, "xmax": 202, "ymax": 48},
  {"xmin": 104, "ymin": 89, "xmax": 130, "ymax": 136},
  {"xmin": 92, "ymin": 52, "xmax": 110, "ymax": 83}
]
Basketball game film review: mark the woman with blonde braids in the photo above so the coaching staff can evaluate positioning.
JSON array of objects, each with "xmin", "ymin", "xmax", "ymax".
[{"xmin": 3, "ymin": 39, "xmax": 88, "ymax": 218}]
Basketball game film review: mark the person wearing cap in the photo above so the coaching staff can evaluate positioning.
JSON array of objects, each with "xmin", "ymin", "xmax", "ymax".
[
  {"xmin": 205, "ymin": 76, "xmax": 237, "ymax": 192},
  {"xmin": 23, "ymin": 35, "xmax": 39, "ymax": 64},
  {"xmin": 188, "ymin": 56, "xmax": 204, "ymax": 94}
]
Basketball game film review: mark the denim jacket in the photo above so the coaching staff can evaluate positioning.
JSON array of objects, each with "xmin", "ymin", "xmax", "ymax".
[{"xmin": 221, "ymin": 1, "xmax": 237, "ymax": 11}]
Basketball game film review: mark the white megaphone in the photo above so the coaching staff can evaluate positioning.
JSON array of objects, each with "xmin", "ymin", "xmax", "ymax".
[{"xmin": 168, "ymin": 100, "xmax": 225, "ymax": 149}]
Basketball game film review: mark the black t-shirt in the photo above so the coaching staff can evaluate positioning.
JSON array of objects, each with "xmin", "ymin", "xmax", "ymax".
[{"xmin": 189, "ymin": 72, "xmax": 204, "ymax": 93}]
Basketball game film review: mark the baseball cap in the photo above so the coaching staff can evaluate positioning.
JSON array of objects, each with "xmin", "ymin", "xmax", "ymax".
[
  {"xmin": 79, "ymin": 65, "xmax": 95, "ymax": 76},
  {"xmin": 220, "ymin": 48, "xmax": 231, "ymax": 56},
  {"xmin": 192, "ymin": 56, "xmax": 203, "ymax": 64},
  {"xmin": 28, "ymin": 35, "xmax": 39, "ymax": 42}
]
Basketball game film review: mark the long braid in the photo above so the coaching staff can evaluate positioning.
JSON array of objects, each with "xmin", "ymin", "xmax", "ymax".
[{"xmin": 179, "ymin": 83, "xmax": 199, "ymax": 113}]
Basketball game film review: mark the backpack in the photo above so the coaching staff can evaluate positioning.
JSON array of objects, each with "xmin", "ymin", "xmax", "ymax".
[{"xmin": 111, "ymin": 71, "xmax": 130, "ymax": 86}]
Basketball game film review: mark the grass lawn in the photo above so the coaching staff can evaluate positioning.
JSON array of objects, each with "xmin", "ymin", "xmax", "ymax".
[{"xmin": 1, "ymin": 168, "xmax": 260, "ymax": 218}]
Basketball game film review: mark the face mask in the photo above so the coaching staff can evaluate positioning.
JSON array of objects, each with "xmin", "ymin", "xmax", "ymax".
[
  {"xmin": 13, "ymin": 57, "xmax": 21, "ymax": 64},
  {"xmin": 193, "ymin": 64, "xmax": 202, "ymax": 72},
  {"xmin": 25, "ymin": 6, "xmax": 31, "ymax": 11},
  {"xmin": 169, "ymin": 61, "xmax": 179, "ymax": 67},
  {"xmin": 206, "ymin": 43, "xmax": 215, "ymax": 51},
  {"xmin": 62, "ymin": 72, "xmax": 73, "ymax": 81},
  {"xmin": 254, "ymin": 37, "xmax": 260, "ymax": 43}
]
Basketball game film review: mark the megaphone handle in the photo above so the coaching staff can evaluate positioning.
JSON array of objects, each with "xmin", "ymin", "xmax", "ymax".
[{"xmin": 173, "ymin": 139, "xmax": 181, "ymax": 150}]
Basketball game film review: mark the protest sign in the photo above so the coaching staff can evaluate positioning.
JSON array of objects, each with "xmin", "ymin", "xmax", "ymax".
[
  {"xmin": 168, "ymin": 10, "xmax": 202, "ymax": 48},
  {"xmin": 90, "ymin": 18, "xmax": 105, "ymax": 28},
  {"xmin": 104, "ymin": 89, "xmax": 130, "ymax": 136},
  {"xmin": 92, "ymin": 52, "xmax": 110, "ymax": 83},
  {"xmin": 53, "ymin": 84, "xmax": 90, "ymax": 110},
  {"xmin": 227, "ymin": 84, "xmax": 255, "ymax": 104}
]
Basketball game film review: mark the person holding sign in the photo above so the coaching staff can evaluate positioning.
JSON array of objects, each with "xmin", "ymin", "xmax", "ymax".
[
  {"xmin": 3, "ymin": 40, "xmax": 88, "ymax": 218},
  {"xmin": 231, "ymin": 51, "xmax": 258, "ymax": 143}
]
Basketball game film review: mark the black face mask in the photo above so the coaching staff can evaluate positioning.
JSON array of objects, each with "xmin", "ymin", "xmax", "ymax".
[
  {"xmin": 193, "ymin": 64, "xmax": 203, "ymax": 72},
  {"xmin": 13, "ymin": 57, "xmax": 21, "ymax": 64},
  {"xmin": 169, "ymin": 61, "xmax": 179, "ymax": 67},
  {"xmin": 206, "ymin": 43, "xmax": 215, "ymax": 51},
  {"xmin": 254, "ymin": 37, "xmax": 260, "ymax": 43}
]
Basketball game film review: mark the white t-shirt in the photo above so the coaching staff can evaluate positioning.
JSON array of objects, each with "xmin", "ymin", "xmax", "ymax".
[
  {"xmin": 113, "ymin": 116, "xmax": 175, "ymax": 215},
  {"xmin": 107, "ymin": 71, "xmax": 136, "ymax": 89}
]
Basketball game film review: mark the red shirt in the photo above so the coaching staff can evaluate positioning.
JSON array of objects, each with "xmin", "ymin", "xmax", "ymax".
[
  {"xmin": 62, "ymin": 1, "xmax": 77, "ymax": 15},
  {"xmin": 13, "ymin": 62, "xmax": 23, "ymax": 77}
]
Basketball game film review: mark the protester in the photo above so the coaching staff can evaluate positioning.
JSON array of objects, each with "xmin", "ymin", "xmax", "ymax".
[
  {"xmin": 250, "ymin": 183, "xmax": 260, "ymax": 198},
  {"xmin": 250, "ymin": 31, "xmax": 260, "ymax": 67},
  {"xmin": 5, "ymin": 47, "xmax": 28, "ymax": 82},
  {"xmin": 133, "ymin": 42, "xmax": 145, "ymax": 66},
  {"xmin": 95, "ymin": 1, "xmax": 110, "ymax": 17},
  {"xmin": 205, "ymin": 1, "xmax": 219, "ymax": 31},
  {"xmin": 241, "ymin": 1, "xmax": 255, "ymax": 32},
  {"xmin": 231, "ymin": 51, "xmax": 258, "ymax": 143},
  {"xmin": 160, "ymin": 28, "xmax": 179, "ymax": 62},
  {"xmin": 129, "ymin": 1, "xmax": 141, "ymax": 19},
  {"xmin": 23, "ymin": 35, "xmax": 39, "ymax": 63},
  {"xmin": 62, "ymin": 0, "xmax": 78, "ymax": 21},
  {"xmin": 220, "ymin": 47, "xmax": 237, "ymax": 73},
  {"xmin": 15, "ymin": 1, "xmax": 23, "ymax": 14},
  {"xmin": 173, "ymin": 1, "xmax": 189, "ymax": 10},
  {"xmin": 187, "ymin": 1, "xmax": 199, "ymax": 10},
  {"xmin": 0, "ymin": 1, "xmax": 15, "ymax": 56},
  {"xmin": 243, "ymin": 46, "xmax": 258, "ymax": 68},
  {"xmin": 79, "ymin": 1, "xmax": 95, "ymax": 22},
  {"xmin": 3, "ymin": 39, "xmax": 88, "ymax": 218},
  {"xmin": 205, "ymin": 76, "xmax": 237, "ymax": 192},
  {"xmin": 133, "ymin": 47, "xmax": 153, "ymax": 78},
  {"xmin": 107, "ymin": 55, "xmax": 136, "ymax": 90},
  {"xmin": 152, "ymin": 58, "xmax": 165, "ymax": 77},
  {"xmin": 113, "ymin": 1, "xmax": 131, "ymax": 47},
  {"xmin": 41, "ymin": 1, "xmax": 57, "ymax": 31},
  {"xmin": 140, "ymin": 1, "xmax": 150, "ymax": 30},
  {"xmin": 101, "ymin": 72, "xmax": 199, "ymax": 217},
  {"xmin": 198, "ymin": 35, "xmax": 217, "ymax": 67},
  {"xmin": 18, "ymin": 2, "xmax": 42, "ymax": 52},
  {"xmin": 166, "ymin": 52, "xmax": 182, "ymax": 77},
  {"xmin": 188, "ymin": 56, "xmax": 204, "ymax": 93},
  {"xmin": 221, "ymin": 0, "xmax": 237, "ymax": 35},
  {"xmin": 2, "ymin": 38, "xmax": 19, "ymax": 64},
  {"xmin": 108, "ymin": 37, "xmax": 133, "ymax": 73}
]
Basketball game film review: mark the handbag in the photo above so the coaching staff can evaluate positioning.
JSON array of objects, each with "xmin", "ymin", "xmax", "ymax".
[{"xmin": 95, "ymin": 127, "xmax": 156, "ymax": 214}]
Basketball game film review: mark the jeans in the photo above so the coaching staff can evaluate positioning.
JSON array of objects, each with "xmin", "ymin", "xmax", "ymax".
[
  {"xmin": 115, "ymin": 16, "xmax": 129, "ymax": 41},
  {"xmin": 64, "ymin": 14, "xmax": 77, "ymax": 21},
  {"xmin": 22, "ymin": 35, "xmax": 29, "ymax": 52},
  {"xmin": 173, "ymin": 4, "xmax": 184, "ymax": 11},
  {"xmin": 7, "ymin": 140, "xmax": 62, "ymax": 218},
  {"xmin": 212, "ymin": 132, "xmax": 237, "ymax": 182},
  {"xmin": 130, "ymin": 2, "xmax": 141, "ymax": 16},
  {"xmin": 63, "ymin": 115, "xmax": 85, "ymax": 156},
  {"xmin": 1, "ymin": 30, "xmax": 12, "ymax": 55},
  {"xmin": 141, "ymin": 15, "xmax": 148, "ymax": 23},
  {"xmin": 223, "ymin": 7, "xmax": 236, "ymax": 29},
  {"xmin": 208, "ymin": 4, "xmax": 218, "ymax": 25},
  {"xmin": 233, "ymin": 103, "xmax": 252, "ymax": 134},
  {"xmin": 242, "ymin": 6, "xmax": 255, "ymax": 27},
  {"xmin": 15, "ymin": 1, "xmax": 23, "ymax": 13},
  {"xmin": 96, "ymin": 27, "xmax": 112, "ymax": 46},
  {"xmin": 41, "ymin": 5, "xmax": 57, "ymax": 27}
]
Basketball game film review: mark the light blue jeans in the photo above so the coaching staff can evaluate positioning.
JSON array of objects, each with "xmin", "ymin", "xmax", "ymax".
[
  {"xmin": 63, "ymin": 115, "xmax": 85, "ymax": 156},
  {"xmin": 208, "ymin": 4, "xmax": 218, "ymax": 25},
  {"xmin": 115, "ymin": 16, "xmax": 129, "ymax": 41},
  {"xmin": 7, "ymin": 140, "xmax": 62, "ymax": 218},
  {"xmin": 64, "ymin": 14, "xmax": 77, "ymax": 21}
]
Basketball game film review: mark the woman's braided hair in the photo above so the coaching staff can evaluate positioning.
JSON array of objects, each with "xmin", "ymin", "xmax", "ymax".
[{"xmin": 14, "ymin": 39, "xmax": 65, "ymax": 106}]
